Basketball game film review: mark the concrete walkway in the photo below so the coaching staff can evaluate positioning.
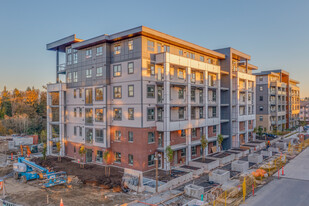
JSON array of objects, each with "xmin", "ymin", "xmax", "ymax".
[{"xmin": 243, "ymin": 147, "xmax": 309, "ymax": 206}]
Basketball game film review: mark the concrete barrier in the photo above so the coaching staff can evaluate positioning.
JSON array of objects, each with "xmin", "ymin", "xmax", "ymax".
[
  {"xmin": 248, "ymin": 153, "xmax": 263, "ymax": 164},
  {"xmin": 209, "ymin": 169, "xmax": 230, "ymax": 184},
  {"xmin": 184, "ymin": 184, "xmax": 204, "ymax": 199},
  {"xmin": 227, "ymin": 150, "xmax": 243, "ymax": 159},
  {"xmin": 207, "ymin": 152, "xmax": 236, "ymax": 165},
  {"xmin": 276, "ymin": 141, "xmax": 287, "ymax": 149},
  {"xmin": 268, "ymin": 147, "xmax": 279, "ymax": 152},
  {"xmin": 231, "ymin": 160, "xmax": 249, "ymax": 172},
  {"xmin": 261, "ymin": 150, "xmax": 272, "ymax": 157},
  {"xmin": 189, "ymin": 159, "xmax": 219, "ymax": 171}
]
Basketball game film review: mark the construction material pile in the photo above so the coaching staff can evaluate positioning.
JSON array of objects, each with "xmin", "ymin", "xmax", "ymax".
[{"xmin": 214, "ymin": 174, "xmax": 254, "ymax": 206}]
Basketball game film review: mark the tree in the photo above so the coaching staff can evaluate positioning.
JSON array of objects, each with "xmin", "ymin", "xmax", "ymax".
[
  {"xmin": 56, "ymin": 142, "xmax": 62, "ymax": 162},
  {"xmin": 40, "ymin": 130, "xmax": 47, "ymax": 143},
  {"xmin": 42, "ymin": 143, "xmax": 47, "ymax": 160},
  {"xmin": 217, "ymin": 134, "xmax": 224, "ymax": 151},
  {"xmin": 200, "ymin": 135, "xmax": 208, "ymax": 161},
  {"xmin": 166, "ymin": 146, "xmax": 174, "ymax": 175},
  {"xmin": 103, "ymin": 151, "xmax": 111, "ymax": 177},
  {"xmin": 79, "ymin": 146, "xmax": 86, "ymax": 168}
]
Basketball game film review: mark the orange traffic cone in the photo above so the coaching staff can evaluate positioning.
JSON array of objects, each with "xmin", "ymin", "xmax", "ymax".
[{"xmin": 60, "ymin": 198, "xmax": 63, "ymax": 206}]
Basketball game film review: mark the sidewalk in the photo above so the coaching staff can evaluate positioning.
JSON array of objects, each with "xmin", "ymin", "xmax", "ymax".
[{"xmin": 242, "ymin": 147, "xmax": 309, "ymax": 206}]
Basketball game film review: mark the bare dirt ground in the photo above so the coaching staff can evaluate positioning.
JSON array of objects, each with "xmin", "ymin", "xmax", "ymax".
[
  {"xmin": 31, "ymin": 156, "xmax": 123, "ymax": 188},
  {"xmin": 0, "ymin": 155, "xmax": 143, "ymax": 206}
]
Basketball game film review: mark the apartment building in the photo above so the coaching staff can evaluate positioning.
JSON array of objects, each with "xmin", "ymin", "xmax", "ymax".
[
  {"xmin": 215, "ymin": 48, "xmax": 257, "ymax": 148},
  {"xmin": 46, "ymin": 26, "xmax": 257, "ymax": 172},
  {"xmin": 300, "ymin": 100, "xmax": 309, "ymax": 123},
  {"xmin": 255, "ymin": 70, "xmax": 300, "ymax": 132}
]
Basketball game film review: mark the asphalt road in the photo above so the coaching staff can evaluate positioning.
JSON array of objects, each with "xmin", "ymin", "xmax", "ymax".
[{"xmin": 243, "ymin": 147, "xmax": 309, "ymax": 206}]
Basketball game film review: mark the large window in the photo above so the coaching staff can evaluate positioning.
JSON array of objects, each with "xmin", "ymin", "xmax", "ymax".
[
  {"xmin": 73, "ymin": 52, "xmax": 78, "ymax": 64},
  {"xmin": 128, "ymin": 131, "xmax": 133, "ymax": 142},
  {"xmin": 96, "ymin": 46, "xmax": 103, "ymax": 56},
  {"xmin": 95, "ymin": 88, "xmax": 103, "ymax": 101},
  {"xmin": 192, "ymin": 146, "xmax": 197, "ymax": 156},
  {"xmin": 113, "ymin": 108, "xmax": 122, "ymax": 120},
  {"xmin": 164, "ymin": 45, "xmax": 170, "ymax": 53},
  {"xmin": 96, "ymin": 151, "xmax": 103, "ymax": 162},
  {"xmin": 191, "ymin": 89, "xmax": 195, "ymax": 102},
  {"xmin": 128, "ymin": 154, "xmax": 133, "ymax": 165},
  {"xmin": 96, "ymin": 67, "xmax": 103, "ymax": 77},
  {"xmin": 85, "ymin": 108, "xmax": 93, "ymax": 124},
  {"xmin": 128, "ymin": 62, "xmax": 134, "ymax": 74},
  {"xmin": 179, "ymin": 88, "xmax": 184, "ymax": 99},
  {"xmin": 148, "ymin": 154, "xmax": 155, "ymax": 166},
  {"xmin": 95, "ymin": 108, "xmax": 103, "ymax": 122},
  {"xmin": 179, "ymin": 107, "xmax": 185, "ymax": 119},
  {"xmin": 128, "ymin": 85, "xmax": 134, "ymax": 97},
  {"xmin": 178, "ymin": 69, "xmax": 184, "ymax": 79},
  {"xmin": 79, "ymin": 108, "xmax": 82, "ymax": 117},
  {"xmin": 85, "ymin": 49, "xmax": 92, "ymax": 58},
  {"xmin": 113, "ymin": 86, "xmax": 122, "ymax": 99},
  {"xmin": 67, "ymin": 54, "xmax": 72, "ymax": 65},
  {"xmin": 115, "ymin": 152, "xmax": 121, "ymax": 163},
  {"xmin": 113, "ymin": 65, "xmax": 122, "ymax": 77},
  {"xmin": 128, "ymin": 108, "xmax": 134, "ymax": 120},
  {"xmin": 147, "ymin": 64, "xmax": 155, "ymax": 76},
  {"xmin": 85, "ymin": 128, "xmax": 93, "ymax": 144},
  {"xmin": 67, "ymin": 72, "xmax": 72, "ymax": 83},
  {"xmin": 148, "ymin": 132, "xmax": 155, "ymax": 143},
  {"xmin": 115, "ymin": 130, "xmax": 121, "ymax": 141},
  {"xmin": 147, "ymin": 85, "xmax": 155, "ymax": 98},
  {"xmin": 114, "ymin": 45, "xmax": 121, "ymax": 55},
  {"xmin": 128, "ymin": 40, "xmax": 133, "ymax": 51},
  {"xmin": 147, "ymin": 40, "xmax": 154, "ymax": 51},
  {"xmin": 95, "ymin": 129, "xmax": 104, "ymax": 143},
  {"xmin": 85, "ymin": 89, "xmax": 93, "ymax": 104},
  {"xmin": 73, "ymin": 72, "xmax": 78, "ymax": 82},
  {"xmin": 192, "ymin": 128, "xmax": 197, "ymax": 137},
  {"xmin": 147, "ymin": 108, "xmax": 155, "ymax": 121}
]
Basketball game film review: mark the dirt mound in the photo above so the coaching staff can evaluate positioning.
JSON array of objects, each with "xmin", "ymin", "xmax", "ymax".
[{"xmin": 31, "ymin": 156, "xmax": 123, "ymax": 188}]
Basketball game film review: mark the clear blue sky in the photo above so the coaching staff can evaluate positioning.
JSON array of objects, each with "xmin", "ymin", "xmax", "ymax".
[{"xmin": 0, "ymin": 0, "xmax": 308, "ymax": 97}]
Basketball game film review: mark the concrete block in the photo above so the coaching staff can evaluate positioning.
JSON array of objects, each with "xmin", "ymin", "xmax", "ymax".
[
  {"xmin": 248, "ymin": 154, "xmax": 263, "ymax": 164},
  {"xmin": 268, "ymin": 147, "xmax": 279, "ymax": 152},
  {"xmin": 184, "ymin": 184, "xmax": 204, "ymax": 199},
  {"xmin": 183, "ymin": 199, "xmax": 205, "ymax": 206},
  {"xmin": 276, "ymin": 141, "xmax": 287, "ymax": 149},
  {"xmin": 231, "ymin": 160, "xmax": 249, "ymax": 172},
  {"xmin": 261, "ymin": 150, "xmax": 272, "ymax": 157},
  {"xmin": 209, "ymin": 169, "xmax": 230, "ymax": 184}
]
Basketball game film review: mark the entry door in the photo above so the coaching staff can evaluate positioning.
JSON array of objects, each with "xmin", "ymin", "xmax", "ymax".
[{"xmin": 86, "ymin": 149, "xmax": 92, "ymax": 163}]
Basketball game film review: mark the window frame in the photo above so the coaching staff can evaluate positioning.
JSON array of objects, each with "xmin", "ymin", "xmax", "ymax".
[
  {"xmin": 113, "ymin": 108, "xmax": 122, "ymax": 121},
  {"xmin": 128, "ymin": 108, "xmax": 134, "ymax": 120},
  {"xmin": 128, "ymin": 85, "xmax": 134, "ymax": 97},
  {"xmin": 128, "ymin": 62, "xmax": 134, "ymax": 74},
  {"xmin": 113, "ymin": 86, "xmax": 122, "ymax": 99},
  {"xmin": 147, "ymin": 108, "xmax": 155, "ymax": 121},
  {"xmin": 95, "ymin": 87, "xmax": 103, "ymax": 101}
]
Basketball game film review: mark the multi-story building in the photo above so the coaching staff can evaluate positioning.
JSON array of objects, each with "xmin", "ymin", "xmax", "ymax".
[
  {"xmin": 46, "ymin": 26, "xmax": 256, "ymax": 172},
  {"xmin": 255, "ymin": 70, "xmax": 300, "ymax": 132},
  {"xmin": 215, "ymin": 48, "xmax": 257, "ymax": 148},
  {"xmin": 300, "ymin": 100, "xmax": 309, "ymax": 123}
]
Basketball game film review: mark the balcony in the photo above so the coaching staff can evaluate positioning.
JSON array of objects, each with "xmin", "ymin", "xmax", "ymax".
[
  {"xmin": 57, "ymin": 63, "xmax": 66, "ymax": 74},
  {"xmin": 270, "ymin": 90, "xmax": 276, "ymax": 95},
  {"xmin": 270, "ymin": 100, "xmax": 276, "ymax": 105}
]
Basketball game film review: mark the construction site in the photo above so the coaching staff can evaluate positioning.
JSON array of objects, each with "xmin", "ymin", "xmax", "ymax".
[{"xmin": 0, "ymin": 130, "xmax": 307, "ymax": 206}]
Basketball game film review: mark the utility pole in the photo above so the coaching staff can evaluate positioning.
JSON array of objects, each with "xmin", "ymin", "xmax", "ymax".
[{"xmin": 155, "ymin": 152, "xmax": 158, "ymax": 193}]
